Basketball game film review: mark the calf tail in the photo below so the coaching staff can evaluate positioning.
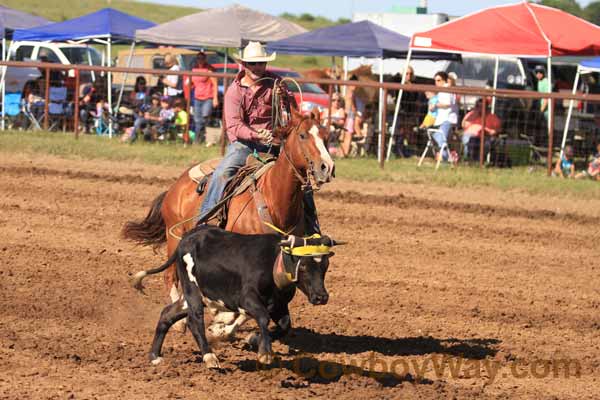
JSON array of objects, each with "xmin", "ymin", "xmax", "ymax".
[{"xmin": 130, "ymin": 251, "xmax": 179, "ymax": 291}]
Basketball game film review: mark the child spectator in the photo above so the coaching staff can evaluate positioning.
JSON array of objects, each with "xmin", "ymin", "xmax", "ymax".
[
  {"xmin": 575, "ymin": 143, "xmax": 600, "ymax": 181},
  {"xmin": 173, "ymin": 98, "xmax": 189, "ymax": 141},
  {"xmin": 553, "ymin": 145, "xmax": 575, "ymax": 178},
  {"xmin": 419, "ymin": 91, "xmax": 438, "ymax": 129},
  {"xmin": 156, "ymin": 96, "xmax": 175, "ymax": 141},
  {"xmin": 140, "ymin": 93, "xmax": 163, "ymax": 142}
]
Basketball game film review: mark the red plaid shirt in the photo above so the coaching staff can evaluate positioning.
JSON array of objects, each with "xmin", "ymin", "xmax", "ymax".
[{"xmin": 224, "ymin": 70, "xmax": 295, "ymax": 143}]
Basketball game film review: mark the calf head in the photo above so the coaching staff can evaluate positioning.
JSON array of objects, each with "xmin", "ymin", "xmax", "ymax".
[{"xmin": 278, "ymin": 235, "xmax": 345, "ymax": 305}]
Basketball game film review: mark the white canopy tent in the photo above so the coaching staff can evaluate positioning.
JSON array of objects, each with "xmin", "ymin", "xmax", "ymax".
[{"xmin": 560, "ymin": 58, "xmax": 600, "ymax": 159}]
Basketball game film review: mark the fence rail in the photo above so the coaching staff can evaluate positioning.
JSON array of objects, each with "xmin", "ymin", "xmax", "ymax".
[{"xmin": 1, "ymin": 60, "xmax": 599, "ymax": 175}]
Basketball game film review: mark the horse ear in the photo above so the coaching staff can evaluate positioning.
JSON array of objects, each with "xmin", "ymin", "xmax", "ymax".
[
  {"xmin": 290, "ymin": 106, "xmax": 303, "ymax": 121},
  {"xmin": 310, "ymin": 108, "xmax": 321, "ymax": 123}
]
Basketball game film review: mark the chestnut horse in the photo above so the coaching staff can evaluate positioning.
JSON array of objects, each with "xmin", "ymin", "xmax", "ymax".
[{"xmin": 123, "ymin": 110, "xmax": 334, "ymax": 334}]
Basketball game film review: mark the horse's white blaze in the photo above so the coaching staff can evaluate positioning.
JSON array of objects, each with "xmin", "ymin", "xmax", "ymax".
[
  {"xmin": 309, "ymin": 124, "xmax": 334, "ymax": 176},
  {"xmin": 183, "ymin": 253, "xmax": 198, "ymax": 287}
]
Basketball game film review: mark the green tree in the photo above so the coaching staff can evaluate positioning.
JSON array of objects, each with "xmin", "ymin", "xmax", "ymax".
[
  {"xmin": 584, "ymin": 1, "xmax": 600, "ymax": 24},
  {"xmin": 539, "ymin": 0, "xmax": 583, "ymax": 16}
]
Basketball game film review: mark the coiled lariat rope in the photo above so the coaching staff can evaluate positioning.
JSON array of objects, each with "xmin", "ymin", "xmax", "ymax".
[{"xmin": 167, "ymin": 76, "xmax": 304, "ymax": 241}]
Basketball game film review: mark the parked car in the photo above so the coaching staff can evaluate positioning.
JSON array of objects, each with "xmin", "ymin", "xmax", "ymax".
[{"xmin": 113, "ymin": 47, "xmax": 226, "ymax": 91}]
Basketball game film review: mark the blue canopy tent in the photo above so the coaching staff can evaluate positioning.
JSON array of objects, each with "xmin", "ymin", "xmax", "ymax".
[
  {"xmin": 267, "ymin": 20, "xmax": 457, "ymax": 161},
  {"xmin": 561, "ymin": 57, "xmax": 600, "ymax": 158},
  {"xmin": 10, "ymin": 8, "xmax": 155, "ymax": 136}
]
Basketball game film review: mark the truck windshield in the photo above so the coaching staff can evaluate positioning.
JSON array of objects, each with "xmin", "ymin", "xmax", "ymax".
[{"xmin": 62, "ymin": 47, "xmax": 102, "ymax": 66}]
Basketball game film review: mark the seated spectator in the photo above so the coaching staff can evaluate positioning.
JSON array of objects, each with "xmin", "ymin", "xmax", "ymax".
[
  {"xmin": 173, "ymin": 98, "xmax": 189, "ymax": 141},
  {"xmin": 155, "ymin": 96, "xmax": 175, "ymax": 141},
  {"xmin": 419, "ymin": 91, "xmax": 438, "ymax": 129},
  {"xmin": 553, "ymin": 145, "xmax": 575, "ymax": 178},
  {"xmin": 575, "ymin": 143, "xmax": 600, "ymax": 180},
  {"xmin": 79, "ymin": 85, "xmax": 96, "ymax": 133},
  {"xmin": 321, "ymin": 93, "xmax": 346, "ymax": 157},
  {"xmin": 128, "ymin": 92, "xmax": 161, "ymax": 140},
  {"xmin": 461, "ymin": 98, "xmax": 502, "ymax": 159},
  {"xmin": 128, "ymin": 76, "xmax": 149, "ymax": 110},
  {"xmin": 22, "ymin": 80, "xmax": 45, "ymax": 122}
]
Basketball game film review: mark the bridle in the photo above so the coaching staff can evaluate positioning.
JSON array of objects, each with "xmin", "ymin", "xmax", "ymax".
[{"xmin": 279, "ymin": 117, "xmax": 321, "ymax": 192}]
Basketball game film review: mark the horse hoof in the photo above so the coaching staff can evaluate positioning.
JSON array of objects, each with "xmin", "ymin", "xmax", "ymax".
[
  {"xmin": 150, "ymin": 356, "xmax": 163, "ymax": 366},
  {"xmin": 244, "ymin": 333, "xmax": 260, "ymax": 350},
  {"xmin": 203, "ymin": 353, "xmax": 220, "ymax": 369},
  {"xmin": 258, "ymin": 352, "xmax": 273, "ymax": 365},
  {"xmin": 172, "ymin": 319, "xmax": 187, "ymax": 333}
]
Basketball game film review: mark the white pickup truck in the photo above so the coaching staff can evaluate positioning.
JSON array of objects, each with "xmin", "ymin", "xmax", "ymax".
[{"xmin": 2, "ymin": 41, "xmax": 103, "ymax": 93}]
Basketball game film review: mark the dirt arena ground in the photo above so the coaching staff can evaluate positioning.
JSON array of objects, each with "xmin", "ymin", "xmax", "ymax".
[{"xmin": 1, "ymin": 153, "xmax": 599, "ymax": 399}]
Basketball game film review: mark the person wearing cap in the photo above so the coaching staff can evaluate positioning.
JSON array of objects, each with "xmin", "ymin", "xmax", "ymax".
[
  {"xmin": 161, "ymin": 54, "xmax": 182, "ymax": 98},
  {"xmin": 198, "ymin": 41, "xmax": 303, "ymax": 226},
  {"xmin": 534, "ymin": 65, "xmax": 549, "ymax": 116},
  {"xmin": 189, "ymin": 51, "xmax": 218, "ymax": 144}
]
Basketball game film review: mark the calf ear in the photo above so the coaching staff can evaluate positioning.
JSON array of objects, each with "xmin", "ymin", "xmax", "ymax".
[{"xmin": 328, "ymin": 251, "xmax": 336, "ymax": 257}]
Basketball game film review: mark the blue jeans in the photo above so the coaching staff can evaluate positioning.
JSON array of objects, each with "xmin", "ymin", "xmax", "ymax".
[
  {"xmin": 193, "ymin": 99, "xmax": 213, "ymax": 143},
  {"xmin": 462, "ymin": 133, "xmax": 475, "ymax": 159},
  {"xmin": 432, "ymin": 122, "xmax": 453, "ymax": 161},
  {"xmin": 199, "ymin": 140, "xmax": 277, "ymax": 220}
]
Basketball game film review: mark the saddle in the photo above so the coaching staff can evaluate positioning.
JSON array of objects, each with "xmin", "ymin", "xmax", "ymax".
[{"xmin": 188, "ymin": 152, "xmax": 277, "ymax": 228}]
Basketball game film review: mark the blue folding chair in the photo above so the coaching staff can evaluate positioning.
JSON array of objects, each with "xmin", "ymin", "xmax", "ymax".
[{"xmin": 3, "ymin": 92, "xmax": 24, "ymax": 129}]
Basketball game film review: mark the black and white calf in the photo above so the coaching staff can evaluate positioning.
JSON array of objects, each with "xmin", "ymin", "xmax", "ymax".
[{"xmin": 133, "ymin": 225, "xmax": 340, "ymax": 368}]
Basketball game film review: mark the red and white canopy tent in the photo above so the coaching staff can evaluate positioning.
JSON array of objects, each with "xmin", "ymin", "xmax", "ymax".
[{"xmin": 388, "ymin": 1, "xmax": 600, "ymax": 161}]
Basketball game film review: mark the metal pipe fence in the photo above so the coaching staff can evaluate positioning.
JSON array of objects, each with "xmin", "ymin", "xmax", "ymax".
[{"xmin": 1, "ymin": 60, "xmax": 599, "ymax": 175}]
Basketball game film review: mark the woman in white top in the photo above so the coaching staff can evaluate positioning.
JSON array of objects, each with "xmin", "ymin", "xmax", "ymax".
[
  {"xmin": 162, "ymin": 54, "xmax": 182, "ymax": 98},
  {"xmin": 431, "ymin": 71, "xmax": 457, "ymax": 161}
]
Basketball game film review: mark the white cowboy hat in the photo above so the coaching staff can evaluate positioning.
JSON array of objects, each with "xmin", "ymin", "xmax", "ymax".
[{"xmin": 235, "ymin": 41, "xmax": 276, "ymax": 63}]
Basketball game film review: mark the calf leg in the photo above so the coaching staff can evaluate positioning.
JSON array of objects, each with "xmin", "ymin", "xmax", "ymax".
[
  {"xmin": 246, "ymin": 308, "xmax": 291, "ymax": 350},
  {"xmin": 183, "ymin": 287, "xmax": 220, "ymax": 369},
  {"xmin": 239, "ymin": 291, "xmax": 273, "ymax": 365},
  {"xmin": 149, "ymin": 301, "xmax": 187, "ymax": 364}
]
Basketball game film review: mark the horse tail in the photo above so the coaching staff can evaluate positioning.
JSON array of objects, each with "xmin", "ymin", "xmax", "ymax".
[
  {"xmin": 122, "ymin": 191, "xmax": 167, "ymax": 250},
  {"xmin": 130, "ymin": 250, "xmax": 179, "ymax": 291}
]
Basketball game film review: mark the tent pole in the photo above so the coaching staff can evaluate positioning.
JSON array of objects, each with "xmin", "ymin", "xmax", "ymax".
[
  {"xmin": 546, "ymin": 56, "xmax": 552, "ymax": 169},
  {"xmin": 342, "ymin": 56, "xmax": 348, "ymax": 96},
  {"xmin": 378, "ymin": 56, "xmax": 384, "ymax": 163},
  {"xmin": 492, "ymin": 55, "xmax": 499, "ymax": 114},
  {"xmin": 560, "ymin": 65, "xmax": 580, "ymax": 160},
  {"xmin": 1, "ymin": 37, "xmax": 6, "ymax": 131},
  {"xmin": 386, "ymin": 47, "xmax": 412, "ymax": 161},
  {"xmin": 115, "ymin": 41, "xmax": 135, "ymax": 114},
  {"xmin": 108, "ymin": 37, "xmax": 113, "ymax": 138}
]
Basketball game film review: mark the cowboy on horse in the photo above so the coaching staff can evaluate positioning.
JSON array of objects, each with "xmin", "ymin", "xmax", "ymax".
[{"xmin": 198, "ymin": 41, "xmax": 320, "ymax": 234}]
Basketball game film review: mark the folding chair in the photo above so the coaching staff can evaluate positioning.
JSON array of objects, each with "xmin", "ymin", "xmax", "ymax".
[
  {"xmin": 418, "ymin": 127, "xmax": 455, "ymax": 170},
  {"xmin": 22, "ymin": 100, "xmax": 43, "ymax": 130},
  {"xmin": 2, "ymin": 92, "xmax": 23, "ymax": 129},
  {"xmin": 48, "ymin": 86, "xmax": 68, "ymax": 132}
]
